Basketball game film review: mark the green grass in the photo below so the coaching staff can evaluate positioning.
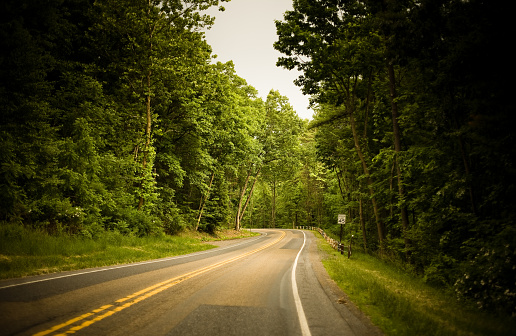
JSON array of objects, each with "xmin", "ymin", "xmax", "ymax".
[
  {"xmin": 0, "ymin": 223, "xmax": 257, "ymax": 280},
  {"xmin": 314, "ymin": 232, "xmax": 516, "ymax": 336}
]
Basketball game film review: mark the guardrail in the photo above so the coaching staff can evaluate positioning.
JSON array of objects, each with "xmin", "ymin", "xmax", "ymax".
[{"xmin": 296, "ymin": 226, "xmax": 348, "ymax": 256}]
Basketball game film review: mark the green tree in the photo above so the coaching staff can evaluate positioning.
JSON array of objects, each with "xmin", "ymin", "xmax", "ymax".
[
  {"xmin": 239, "ymin": 91, "xmax": 304, "ymax": 230},
  {"xmin": 275, "ymin": 0, "xmax": 387, "ymax": 250},
  {"xmin": 0, "ymin": 0, "xmax": 110, "ymax": 235},
  {"xmin": 192, "ymin": 61, "xmax": 263, "ymax": 232},
  {"xmin": 276, "ymin": 0, "xmax": 516, "ymax": 315},
  {"xmin": 261, "ymin": 91, "xmax": 303, "ymax": 228},
  {"xmin": 90, "ymin": 0, "xmax": 224, "ymax": 212}
]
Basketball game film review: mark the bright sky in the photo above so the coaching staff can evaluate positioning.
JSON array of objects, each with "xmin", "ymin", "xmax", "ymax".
[{"xmin": 203, "ymin": 0, "xmax": 313, "ymax": 120}]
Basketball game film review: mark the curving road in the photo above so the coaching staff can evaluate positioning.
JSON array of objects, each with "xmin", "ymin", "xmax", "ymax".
[{"xmin": 0, "ymin": 229, "xmax": 381, "ymax": 336}]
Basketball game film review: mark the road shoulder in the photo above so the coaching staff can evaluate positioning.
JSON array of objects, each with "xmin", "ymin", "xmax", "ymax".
[{"xmin": 306, "ymin": 231, "xmax": 384, "ymax": 335}]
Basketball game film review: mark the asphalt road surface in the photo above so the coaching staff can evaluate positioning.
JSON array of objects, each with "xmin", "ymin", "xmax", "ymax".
[{"xmin": 0, "ymin": 229, "xmax": 382, "ymax": 336}]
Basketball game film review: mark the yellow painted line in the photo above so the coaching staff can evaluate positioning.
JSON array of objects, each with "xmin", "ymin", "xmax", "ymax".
[
  {"xmin": 32, "ymin": 305, "xmax": 113, "ymax": 336},
  {"xmin": 34, "ymin": 230, "xmax": 285, "ymax": 336}
]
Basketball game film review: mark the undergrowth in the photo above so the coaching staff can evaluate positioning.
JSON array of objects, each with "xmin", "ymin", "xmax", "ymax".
[
  {"xmin": 315, "ymin": 231, "xmax": 516, "ymax": 336},
  {"xmin": 0, "ymin": 223, "xmax": 255, "ymax": 279}
]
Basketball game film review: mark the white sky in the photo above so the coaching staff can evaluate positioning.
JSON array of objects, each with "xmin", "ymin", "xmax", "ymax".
[{"xmin": 203, "ymin": 0, "xmax": 313, "ymax": 120}]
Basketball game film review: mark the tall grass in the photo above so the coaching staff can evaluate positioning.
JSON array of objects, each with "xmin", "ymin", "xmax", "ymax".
[
  {"xmin": 315, "ymin": 233, "xmax": 516, "ymax": 336},
  {"xmin": 0, "ymin": 223, "xmax": 223, "ymax": 279}
]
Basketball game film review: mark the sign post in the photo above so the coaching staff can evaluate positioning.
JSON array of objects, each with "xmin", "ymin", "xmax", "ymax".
[{"xmin": 337, "ymin": 214, "xmax": 346, "ymax": 254}]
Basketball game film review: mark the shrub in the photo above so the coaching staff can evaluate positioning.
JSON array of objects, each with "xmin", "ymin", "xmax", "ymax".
[{"xmin": 454, "ymin": 226, "xmax": 516, "ymax": 316}]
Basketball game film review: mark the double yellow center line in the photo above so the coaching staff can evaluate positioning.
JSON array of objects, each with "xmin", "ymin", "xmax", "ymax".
[{"xmin": 34, "ymin": 230, "xmax": 285, "ymax": 336}]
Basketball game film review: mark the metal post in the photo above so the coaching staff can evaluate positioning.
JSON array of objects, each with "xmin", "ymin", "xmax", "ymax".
[{"xmin": 338, "ymin": 214, "xmax": 346, "ymax": 254}]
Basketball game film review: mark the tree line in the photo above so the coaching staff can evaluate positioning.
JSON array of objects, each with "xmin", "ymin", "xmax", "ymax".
[
  {"xmin": 0, "ymin": 0, "xmax": 307, "ymax": 237},
  {"xmin": 1, "ymin": 0, "xmax": 514, "ymax": 317}
]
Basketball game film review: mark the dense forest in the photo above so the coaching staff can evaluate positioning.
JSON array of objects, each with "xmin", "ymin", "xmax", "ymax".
[{"xmin": 1, "ymin": 0, "xmax": 514, "ymax": 317}]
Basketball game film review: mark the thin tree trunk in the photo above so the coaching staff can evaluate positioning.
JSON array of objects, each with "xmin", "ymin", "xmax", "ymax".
[
  {"xmin": 138, "ymin": 5, "xmax": 155, "ymax": 210},
  {"xmin": 349, "ymin": 112, "xmax": 384, "ymax": 251},
  {"xmin": 138, "ymin": 69, "xmax": 152, "ymax": 211},
  {"xmin": 364, "ymin": 70, "xmax": 373, "ymax": 139},
  {"xmin": 196, "ymin": 171, "xmax": 216, "ymax": 230},
  {"xmin": 387, "ymin": 62, "xmax": 410, "ymax": 256},
  {"xmin": 335, "ymin": 167, "xmax": 347, "ymax": 203},
  {"xmin": 340, "ymin": 74, "xmax": 383, "ymax": 250},
  {"xmin": 389, "ymin": 158, "xmax": 395, "ymax": 218},
  {"xmin": 271, "ymin": 177, "xmax": 276, "ymax": 228},
  {"xmin": 239, "ymin": 167, "xmax": 261, "ymax": 224},
  {"xmin": 359, "ymin": 197, "xmax": 367, "ymax": 252},
  {"xmin": 235, "ymin": 166, "xmax": 252, "ymax": 231}
]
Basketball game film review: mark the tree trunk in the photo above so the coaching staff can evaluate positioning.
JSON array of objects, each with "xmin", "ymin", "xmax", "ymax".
[
  {"xmin": 138, "ymin": 5, "xmax": 155, "ymax": 211},
  {"xmin": 138, "ymin": 69, "xmax": 153, "ymax": 211},
  {"xmin": 196, "ymin": 171, "xmax": 216, "ymax": 231},
  {"xmin": 239, "ymin": 166, "xmax": 261, "ymax": 224},
  {"xmin": 349, "ymin": 112, "xmax": 384, "ymax": 251},
  {"xmin": 271, "ymin": 177, "xmax": 276, "ymax": 228},
  {"xmin": 359, "ymin": 197, "xmax": 367, "ymax": 252},
  {"xmin": 235, "ymin": 166, "xmax": 252, "ymax": 231},
  {"xmin": 335, "ymin": 167, "xmax": 347, "ymax": 203},
  {"xmin": 389, "ymin": 158, "xmax": 395, "ymax": 218},
  {"xmin": 387, "ymin": 62, "xmax": 410, "ymax": 257}
]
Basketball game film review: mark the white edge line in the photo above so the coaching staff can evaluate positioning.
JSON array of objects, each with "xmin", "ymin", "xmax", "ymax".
[
  {"xmin": 292, "ymin": 230, "xmax": 311, "ymax": 336},
  {"xmin": 0, "ymin": 232, "xmax": 267, "ymax": 290}
]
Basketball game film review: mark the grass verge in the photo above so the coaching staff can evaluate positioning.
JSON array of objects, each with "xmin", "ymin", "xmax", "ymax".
[
  {"xmin": 314, "ymin": 232, "xmax": 516, "ymax": 336},
  {"xmin": 0, "ymin": 223, "xmax": 258, "ymax": 280}
]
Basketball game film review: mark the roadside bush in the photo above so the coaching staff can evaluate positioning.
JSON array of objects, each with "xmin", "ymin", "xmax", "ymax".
[
  {"xmin": 161, "ymin": 208, "xmax": 186, "ymax": 235},
  {"xmin": 454, "ymin": 226, "xmax": 516, "ymax": 316},
  {"xmin": 423, "ymin": 253, "xmax": 457, "ymax": 287},
  {"xmin": 0, "ymin": 222, "xmax": 25, "ymax": 241}
]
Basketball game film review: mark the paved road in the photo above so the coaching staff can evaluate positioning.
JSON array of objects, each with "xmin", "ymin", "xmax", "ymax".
[{"xmin": 0, "ymin": 229, "xmax": 381, "ymax": 336}]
